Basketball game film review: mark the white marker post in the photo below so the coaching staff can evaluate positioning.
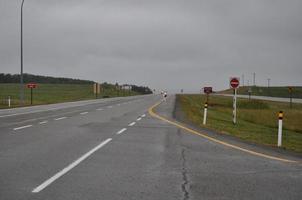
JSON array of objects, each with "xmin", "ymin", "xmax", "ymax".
[
  {"xmin": 278, "ymin": 111, "xmax": 283, "ymax": 147},
  {"xmin": 230, "ymin": 77, "xmax": 240, "ymax": 125},
  {"xmin": 203, "ymin": 102, "xmax": 208, "ymax": 125},
  {"xmin": 8, "ymin": 96, "xmax": 11, "ymax": 108},
  {"xmin": 233, "ymin": 88, "xmax": 237, "ymax": 124}
]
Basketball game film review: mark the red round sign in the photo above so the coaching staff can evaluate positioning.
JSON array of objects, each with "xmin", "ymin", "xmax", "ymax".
[{"xmin": 230, "ymin": 78, "xmax": 240, "ymax": 88}]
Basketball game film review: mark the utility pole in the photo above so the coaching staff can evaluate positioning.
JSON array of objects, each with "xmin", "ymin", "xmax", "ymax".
[
  {"xmin": 20, "ymin": 0, "xmax": 25, "ymax": 106},
  {"xmin": 267, "ymin": 78, "xmax": 271, "ymax": 96},
  {"xmin": 242, "ymin": 74, "xmax": 245, "ymax": 87},
  {"xmin": 253, "ymin": 72, "xmax": 256, "ymax": 86}
]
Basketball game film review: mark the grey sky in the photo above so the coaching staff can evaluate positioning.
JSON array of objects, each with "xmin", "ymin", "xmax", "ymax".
[{"xmin": 1, "ymin": 0, "xmax": 302, "ymax": 92}]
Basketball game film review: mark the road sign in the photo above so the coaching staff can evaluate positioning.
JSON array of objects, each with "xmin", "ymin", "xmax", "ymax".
[
  {"xmin": 26, "ymin": 83, "xmax": 37, "ymax": 89},
  {"xmin": 26, "ymin": 83, "xmax": 37, "ymax": 105},
  {"xmin": 230, "ymin": 77, "xmax": 240, "ymax": 88},
  {"xmin": 203, "ymin": 87, "xmax": 213, "ymax": 94}
]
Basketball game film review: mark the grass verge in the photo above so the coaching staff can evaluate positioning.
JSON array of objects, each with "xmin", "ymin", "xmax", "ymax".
[
  {"xmin": 0, "ymin": 83, "xmax": 139, "ymax": 109},
  {"xmin": 178, "ymin": 94, "xmax": 302, "ymax": 153}
]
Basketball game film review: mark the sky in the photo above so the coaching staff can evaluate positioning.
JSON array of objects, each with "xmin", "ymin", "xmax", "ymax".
[{"xmin": 1, "ymin": 0, "xmax": 302, "ymax": 92}]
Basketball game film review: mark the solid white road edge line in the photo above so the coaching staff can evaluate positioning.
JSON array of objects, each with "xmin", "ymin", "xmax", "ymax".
[
  {"xmin": 128, "ymin": 122, "xmax": 136, "ymax": 126},
  {"xmin": 39, "ymin": 121, "xmax": 48, "ymax": 125},
  {"xmin": 80, "ymin": 112, "xmax": 88, "ymax": 115},
  {"xmin": 32, "ymin": 138, "xmax": 112, "ymax": 193},
  {"xmin": 117, "ymin": 128, "xmax": 127, "ymax": 135},
  {"xmin": 13, "ymin": 125, "xmax": 33, "ymax": 131},
  {"xmin": 54, "ymin": 117, "xmax": 67, "ymax": 121}
]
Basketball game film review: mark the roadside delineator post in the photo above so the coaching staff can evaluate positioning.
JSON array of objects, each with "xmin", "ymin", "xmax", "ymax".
[
  {"xmin": 278, "ymin": 111, "xmax": 283, "ymax": 147},
  {"xmin": 203, "ymin": 102, "xmax": 208, "ymax": 125},
  {"xmin": 8, "ymin": 96, "xmax": 11, "ymax": 107}
]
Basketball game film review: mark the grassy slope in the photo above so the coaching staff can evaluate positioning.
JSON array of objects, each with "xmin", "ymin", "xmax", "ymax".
[
  {"xmin": 0, "ymin": 83, "xmax": 139, "ymax": 108},
  {"xmin": 220, "ymin": 86, "xmax": 302, "ymax": 99},
  {"xmin": 178, "ymin": 94, "xmax": 302, "ymax": 153}
]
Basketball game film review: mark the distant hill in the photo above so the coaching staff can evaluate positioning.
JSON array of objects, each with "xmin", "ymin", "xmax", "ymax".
[{"xmin": 219, "ymin": 86, "xmax": 302, "ymax": 99}]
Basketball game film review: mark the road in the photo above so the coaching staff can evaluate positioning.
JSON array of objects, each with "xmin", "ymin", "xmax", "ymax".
[
  {"xmin": 0, "ymin": 95, "xmax": 301, "ymax": 200},
  {"xmin": 217, "ymin": 94, "xmax": 302, "ymax": 103}
]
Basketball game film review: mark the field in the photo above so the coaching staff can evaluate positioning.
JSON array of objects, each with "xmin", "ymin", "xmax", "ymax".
[
  {"xmin": 221, "ymin": 86, "xmax": 302, "ymax": 99},
  {"xmin": 178, "ymin": 94, "xmax": 302, "ymax": 153},
  {"xmin": 0, "ymin": 83, "xmax": 139, "ymax": 109}
]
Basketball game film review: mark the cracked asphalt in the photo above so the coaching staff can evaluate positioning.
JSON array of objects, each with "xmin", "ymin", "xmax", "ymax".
[{"xmin": 0, "ymin": 94, "xmax": 301, "ymax": 199}]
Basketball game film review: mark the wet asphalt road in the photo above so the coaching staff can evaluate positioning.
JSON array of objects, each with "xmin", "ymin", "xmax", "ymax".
[{"xmin": 0, "ymin": 95, "xmax": 301, "ymax": 200}]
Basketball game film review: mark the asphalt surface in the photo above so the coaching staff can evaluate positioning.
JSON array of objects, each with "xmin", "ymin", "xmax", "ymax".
[{"xmin": 0, "ymin": 95, "xmax": 301, "ymax": 200}]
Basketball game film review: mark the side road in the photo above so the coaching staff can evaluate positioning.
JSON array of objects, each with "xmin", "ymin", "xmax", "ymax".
[{"xmin": 217, "ymin": 94, "xmax": 302, "ymax": 103}]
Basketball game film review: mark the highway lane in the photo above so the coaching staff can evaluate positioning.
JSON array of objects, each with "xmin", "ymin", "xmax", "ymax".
[
  {"xmin": 0, "ymin": 94, "xmax": 301, "ymax": 200},
  {"xmin": 0, "ymin": 95, "xmax": 147, "ymax": 128}
]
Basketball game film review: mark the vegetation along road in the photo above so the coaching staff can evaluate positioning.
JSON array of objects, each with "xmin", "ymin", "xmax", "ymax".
[{"xmin": 178, "ymin": 94, "xmax": 302, "ymax": 153}]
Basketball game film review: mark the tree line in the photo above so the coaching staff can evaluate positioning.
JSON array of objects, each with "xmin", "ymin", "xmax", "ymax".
[
  {"xmin": 0, "ymin": 73, "xmax": 153, "ymax": 94},
  {"xmin": 131, "ymin": 85, "xmax": 153, "ymax": 94},
  {"xmin": 0, "ymin": 73, "xmax": 94, "ymax": 84}
]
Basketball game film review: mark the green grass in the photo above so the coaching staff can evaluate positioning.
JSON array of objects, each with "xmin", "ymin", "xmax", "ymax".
[
  {"xmin": 0, "ymin": 83, "xmax": 139, "ymax": 109},
  {"xmin": 221, "ymin": 86, "xmax": 302, "ymax": 99},
  {"xmin": 178, "ymin": 94, "xmax": 302, "ymax": 153}
]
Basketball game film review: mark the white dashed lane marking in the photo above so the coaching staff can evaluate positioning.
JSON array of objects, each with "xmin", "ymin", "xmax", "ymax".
[
  {"xmin": 80, "ymin": 112, "xmax": 88, "ymax": 115},
  {"xmin": 13, "ymin": 125, "xmax": 33, "ymax": 131},
  {"xmin": 137, "ymin": 117, "xmax": 142, "ymax": 121},
  {"xmin": 54, "ymin": 117, "xmax": 67, "ymax": 121},
  {"xmin": 39, "ymin": 121, "xmax": 48, "ymax": 125},
  {"xmin": 128, "ymin": 122, "xmax": 136, "ymax": 127},
  {"xmin": 32, "ymin": 138, "xmax": 112, "ymax": 193},
  {"xmin": 116, "ymin": 128, "xmax": 127, "ymax": 135}
]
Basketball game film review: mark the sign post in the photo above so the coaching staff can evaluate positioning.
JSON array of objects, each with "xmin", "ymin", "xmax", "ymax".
[
  {"xmin": 248, "ymin": 87, "xmax": 252, "ymax": 100},
  {"xmin": 202, "ymin": 87, "xmax": 212, "ymax": 125},
  {"xmin": 26, "ymin": 83, "xmax": 37, "ymax": 105},
  {"xmin": 230, "ymin": 77, "xmax": 240, "ymax": 124},
  {"xmin": 203, "ymin": 87, "xmax": 213, "ymax": 104},
  {"xmin": 288, "ymin": 87, "xmax": 293, "ymax": 108}
]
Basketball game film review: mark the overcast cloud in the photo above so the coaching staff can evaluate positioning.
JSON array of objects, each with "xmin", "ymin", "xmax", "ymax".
[{"xmin": 1, "ymin": 0, "xmax": 302, "ymax": 92}]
